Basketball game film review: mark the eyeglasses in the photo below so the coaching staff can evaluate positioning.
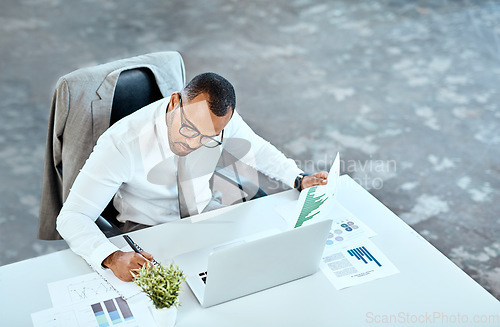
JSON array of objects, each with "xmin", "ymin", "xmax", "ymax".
[{"xmin": 178, "ymin": 96, "xmax": 224, "ymax": 148}]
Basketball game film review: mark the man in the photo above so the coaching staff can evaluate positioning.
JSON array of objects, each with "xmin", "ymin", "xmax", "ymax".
[{"xmin": 57, "ymin": 72, "xmax": 328, "ymax": 281}]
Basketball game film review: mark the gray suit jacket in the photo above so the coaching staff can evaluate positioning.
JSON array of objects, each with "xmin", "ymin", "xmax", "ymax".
[{"xmin": 38, "ymin": 52, "xmax": 186, "ymax": 240}]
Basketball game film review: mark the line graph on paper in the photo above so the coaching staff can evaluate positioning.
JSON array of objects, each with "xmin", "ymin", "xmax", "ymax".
[
  {"xmin": 68, "ymin": 276, "xmax": 116, "ymax": 302},
  {"xmin": 48, "ymin": 272, "xmax": 120, "ymax": 307}
]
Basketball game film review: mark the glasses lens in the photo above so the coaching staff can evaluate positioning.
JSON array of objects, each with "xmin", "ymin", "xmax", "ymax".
[
  {"xmin": 179, "ymin": 126, "xmax": 199, "ymax": 138},
  {"xmin": 200, "ymin": 136, "xmax": 221, "ymax": 148}
]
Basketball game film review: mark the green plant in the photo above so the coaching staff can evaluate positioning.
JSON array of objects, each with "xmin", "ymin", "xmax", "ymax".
[{"xmin": 132, "ymin": 263, "xmax": 187, "ymax": 309}]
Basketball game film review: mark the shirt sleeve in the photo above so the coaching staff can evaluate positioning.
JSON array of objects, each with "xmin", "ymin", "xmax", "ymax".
[
  {"xmin": 223, "ymin": 111, "xmax": 302, "ymax": 188},
  {"xmin": 56, "ymin": 132, "xmax": 133, "ymax": 269}
]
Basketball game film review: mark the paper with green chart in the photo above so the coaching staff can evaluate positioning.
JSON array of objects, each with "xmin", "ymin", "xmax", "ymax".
[
  {"xmin": 291, "ymin": 152, "xmax": 376, "ymax": 246},
  {"xmin": 294, "ymin": 152, "xmax": 341, "ymax": 228}
]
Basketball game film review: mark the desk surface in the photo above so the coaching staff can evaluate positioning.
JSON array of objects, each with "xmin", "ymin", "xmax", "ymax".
[{"xmin": 1, "ymin": 176, "xmax": 499, "ymax": 327}]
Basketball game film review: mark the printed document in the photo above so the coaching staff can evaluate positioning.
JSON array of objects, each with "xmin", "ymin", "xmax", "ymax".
[
  {"xmin": 31, "ymin": 295, "xmax": 155, "ymax": 327},
  {"xmin": 321, "ymin": 238, "xmax": 399, "ymax": 289}
]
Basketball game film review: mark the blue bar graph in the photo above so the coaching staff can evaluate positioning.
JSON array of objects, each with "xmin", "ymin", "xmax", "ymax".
[
  {"xmin": 348, "ymin": 246, "xmax": 382, "ymax": 267},
  {"xmin": 91, "ymin": 303, "xmax": 110, "ymax": 327},
  {"xmin": 90, "ymin": 297, "xmax": 135, "ymax": 326},
  {"xmin": 104, "ymin": 299, "xmax": 122, "ymax": 325}
]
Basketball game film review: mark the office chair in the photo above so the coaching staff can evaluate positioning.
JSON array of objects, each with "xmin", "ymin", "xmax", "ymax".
[{"xmin": 39, "ymin": 52, "xmax": 269, "ymax": 240}]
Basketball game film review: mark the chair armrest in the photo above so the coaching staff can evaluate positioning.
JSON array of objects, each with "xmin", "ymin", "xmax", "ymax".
[
  {"xmin": 95, "ymin": 216, "xmax": 123, "ymax": 238},
  {"xmin": 214, "ymin": 167, "xmax": 267, "ymax": 201}
]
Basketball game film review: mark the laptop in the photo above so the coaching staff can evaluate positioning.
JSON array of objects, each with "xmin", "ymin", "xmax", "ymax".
[{"xmin": 174, "ymin": 219, "xmax": 332, "ymax": 307}]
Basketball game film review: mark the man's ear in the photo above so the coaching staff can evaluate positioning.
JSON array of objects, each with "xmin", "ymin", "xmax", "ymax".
[{"xmin": 167, "ymin": 92, "xmax": 181, "ymax": 113}]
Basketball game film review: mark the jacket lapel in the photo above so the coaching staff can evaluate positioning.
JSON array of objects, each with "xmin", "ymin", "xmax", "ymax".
[
  {"xmin": 90, "ymin": 64, "xmax": 174, "ymax": 145},
  {"xmin": 91, "ymin": 69, "xmax": 120, "ymax": 144}
]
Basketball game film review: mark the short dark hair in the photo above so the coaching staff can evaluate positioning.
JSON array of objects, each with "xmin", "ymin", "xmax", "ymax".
[{"xmin": 183, "ymin": 72, "xmax": 236, "ymax": 116}]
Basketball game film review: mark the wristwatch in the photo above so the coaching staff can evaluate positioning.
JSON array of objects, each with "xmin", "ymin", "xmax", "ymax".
[{"xmin": 294, "ymin": 173, "xmax": 310, "ymax": 192}]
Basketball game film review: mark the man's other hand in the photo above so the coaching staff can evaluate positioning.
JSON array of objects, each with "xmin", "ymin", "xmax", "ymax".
[
  {"xmin": 102, "ymin": 250, "xmax": 154, "ymax": 282},
  {"xmin": 301, "ymin": 171, "xmax": 328, "ymax": 190}
]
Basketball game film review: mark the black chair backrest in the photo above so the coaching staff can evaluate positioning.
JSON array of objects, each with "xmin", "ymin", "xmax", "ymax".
[
  {"xmin": 100, "ymin": 68, "xmax": 164, "ymax": 226},
  {"xmin": 110, "ymin": 68, "xmax": 163, "ymax": 126}
]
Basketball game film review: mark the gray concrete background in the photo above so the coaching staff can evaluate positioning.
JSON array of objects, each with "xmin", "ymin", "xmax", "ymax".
[{"xmin": 1, "ymin": 0, "xmax": 499, "ymax": 300}]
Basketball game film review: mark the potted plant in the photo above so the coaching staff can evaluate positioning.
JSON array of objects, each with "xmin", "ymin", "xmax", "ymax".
[{"xmin": 132, "ymin": 262, "xmax": 187, "ymax": 326}]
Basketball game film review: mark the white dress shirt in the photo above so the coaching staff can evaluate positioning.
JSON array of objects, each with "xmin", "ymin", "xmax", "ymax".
[{"xmin": 56, "ymin": 97, "xmax": 302, "ymax": 269}]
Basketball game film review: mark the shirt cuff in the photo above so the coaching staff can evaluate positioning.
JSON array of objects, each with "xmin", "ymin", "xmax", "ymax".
[
  {"xmin": 284, "ymin": 167, "xmax": 304, "ymax": 189},
  {"xmin": 90, "ymin": 241, "xmax": 120, "ymax": 270}
]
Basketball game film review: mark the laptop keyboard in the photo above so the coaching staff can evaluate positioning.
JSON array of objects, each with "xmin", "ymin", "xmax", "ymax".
[{"xmin": 199, "ymin": 271, "xmax": 208, "ymax": 284}]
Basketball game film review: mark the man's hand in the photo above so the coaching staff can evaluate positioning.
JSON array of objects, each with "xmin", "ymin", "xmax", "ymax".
[
  {"xmin": 102, "ymin": 250, "xmax": 154, "ymax": 282},
  {"xmin": 301, "ymin": 171, "xmax": 328, "ymax": 190}
]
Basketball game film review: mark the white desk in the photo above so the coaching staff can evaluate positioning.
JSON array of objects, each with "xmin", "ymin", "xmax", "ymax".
[{"xmin": 1, "ymin": 176, "xmax": 499, "ymax": 326}]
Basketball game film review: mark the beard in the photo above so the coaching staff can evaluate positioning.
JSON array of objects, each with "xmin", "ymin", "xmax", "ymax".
[{"xmin": 166, "ymin": 111, "xmax": 194, "ymax": 156}]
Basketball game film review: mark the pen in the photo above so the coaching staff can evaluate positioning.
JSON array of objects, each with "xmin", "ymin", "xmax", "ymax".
[{"xmin": 123, "ymin": 235, "xmax": 159, "ymax": 266}]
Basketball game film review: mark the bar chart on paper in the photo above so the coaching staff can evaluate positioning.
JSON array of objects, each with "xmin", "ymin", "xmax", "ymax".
[
  {"xmin": 348, "ymin": 246, "xmax": 382, "ymax": 267},
  {"xmin": 37, "ymin": 272, "xmax": 157, "ymax": 327},
  {"xmin": 321, "ymin": 239, "xmax": 399, "ymax": 289},
  {"xmin": 282, "ymin": 152, "xmax": 340, "ymax": 229},
  {"xmin": 295, "ymin": 186, "xmax": 329, "ymax": 228},
  {"xmin": 91, "ymin": 297, "xmax": 135, "ymax": 327},
  {"xmin": 31, "ymin": 296, "xmax": 140, "ymax": 327}
]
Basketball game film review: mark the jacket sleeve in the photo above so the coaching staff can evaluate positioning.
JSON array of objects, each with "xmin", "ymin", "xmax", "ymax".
[{"xmin": 38, "ymin": 78, "xmax": 70, "ymax": 240}]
